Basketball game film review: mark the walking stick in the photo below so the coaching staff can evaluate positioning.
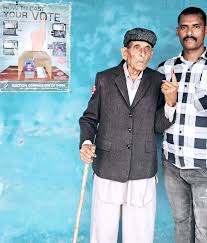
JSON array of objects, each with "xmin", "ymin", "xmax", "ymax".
[{"xmin": 72, "ymin": 163, "xmax": 90, "ymax": 243}]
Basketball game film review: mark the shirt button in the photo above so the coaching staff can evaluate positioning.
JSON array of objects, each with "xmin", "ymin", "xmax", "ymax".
[
  {"xmin": 128, "ymin": 128, "xmax": 132, "ymax": 133},
  {"xmin": 179, "ymin": 131, "xmax": 182, "ymax": 134},
  {"xmin": 179, "ymin": 147, "xmax": 182, "ymax": 150}
]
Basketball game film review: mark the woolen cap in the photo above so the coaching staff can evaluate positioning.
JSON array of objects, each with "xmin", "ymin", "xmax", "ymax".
[{"xmin": 123, "ymin": 27, "xmax": 157, "ymax": 47}]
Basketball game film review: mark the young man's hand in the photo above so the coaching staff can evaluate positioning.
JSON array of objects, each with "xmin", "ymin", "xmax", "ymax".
[
  {"xmin": 161, "ymin": 72, "xmax": 178, "ymax": 107},
  {"xmin": 91, "ymin": 85, "xmax": 96, "ymax": 95}
]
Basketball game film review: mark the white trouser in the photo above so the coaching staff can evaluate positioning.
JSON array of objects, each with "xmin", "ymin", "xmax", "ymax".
[{"xmin": 90, "ymin": 175, "xmax": 156, "ymax": 243}]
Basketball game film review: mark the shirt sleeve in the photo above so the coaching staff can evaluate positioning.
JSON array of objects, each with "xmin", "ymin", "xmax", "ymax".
[
  {"xmin": 82, "ymin": 140, "xmax": 92, "ymax": 145},
  {"xmin": 164, "ymin": 103, "xmax": 176, "ymax": 122},
  {"xmin": 194, "ymin": 87, "xmax": 207, "ymax": 112}
]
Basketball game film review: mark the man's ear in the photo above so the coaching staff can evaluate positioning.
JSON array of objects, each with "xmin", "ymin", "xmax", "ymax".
[
  {"xmin": 150, "ymin": 50, "xmax": 153, "ymax": 58},
  {"xmin": 176, "ymin": 27, "xmax": 179, "ymax": 36},
  {"xmin": 205, "ymin": 25, "xmax": 207, "ymax": 37},
  {"xmin": 121, "ymin": 47, "xmax": 128, "ymax": 61},
  {"xmin": 147, "ymin": 50, "xmax": 153, "ymax": 63}
]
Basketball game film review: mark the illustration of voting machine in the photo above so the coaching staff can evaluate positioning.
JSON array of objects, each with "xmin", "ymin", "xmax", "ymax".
[{"xmin": 18, "ymin": 51, "xmax": 52, "ymax": 80}]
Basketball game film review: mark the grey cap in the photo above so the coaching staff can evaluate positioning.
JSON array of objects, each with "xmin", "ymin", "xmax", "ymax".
[{"xmin": 123, "ymin": 27, "xmax": 157, "ymax": 47}]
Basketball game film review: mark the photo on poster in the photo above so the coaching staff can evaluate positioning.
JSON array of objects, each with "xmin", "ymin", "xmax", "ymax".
[
  {"xmin": 0, "ymin": 1, "xmax": 71, "ymax": 91},
  {"xmin": 52, "ymin": 23, "xmax": 66, "ymax": 38},
  {"xmin": 3, "ymin": 20, "xmax": 18, "ymax": 35}
]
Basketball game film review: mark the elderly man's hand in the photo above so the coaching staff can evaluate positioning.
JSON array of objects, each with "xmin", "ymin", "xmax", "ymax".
[
  {"xmin": 80, "ymin": 144, "xmax": 96, "ymax": 164},
  {"xmin": 161, "ymin": 72, "xmax": 178, "ymax": 107}
]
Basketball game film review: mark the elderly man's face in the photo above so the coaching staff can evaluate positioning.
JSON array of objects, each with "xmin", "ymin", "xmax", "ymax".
[{"xmin": 121, "ymin": 41, "xmax": 153, "ymax": 73}]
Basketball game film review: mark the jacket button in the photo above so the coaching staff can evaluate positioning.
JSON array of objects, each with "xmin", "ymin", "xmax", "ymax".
[
  {"xmin": 128, "ymin": 128, "xmax": 132, "ymax": 133},
  {"xmin": 126, "ymin": 144, "xmax": 131, "ymax": 149},
  {"xmin": 128, "ymin": 113, "xmax": 132, "ymax": 118}
]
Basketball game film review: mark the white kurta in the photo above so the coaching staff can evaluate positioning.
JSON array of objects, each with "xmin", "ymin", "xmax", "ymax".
[{"xmin": 90, "ymin": 174, "xmax": 156, "ymax": 243}]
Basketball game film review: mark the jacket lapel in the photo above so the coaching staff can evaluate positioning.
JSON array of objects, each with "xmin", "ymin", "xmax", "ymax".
[
  {"xmin": 131, "ymin": 68, "xmax": 153, "ymax": 109},
  {"xmin": 114, "ymin": 64, "xmax": 130, "ymax": 107}
]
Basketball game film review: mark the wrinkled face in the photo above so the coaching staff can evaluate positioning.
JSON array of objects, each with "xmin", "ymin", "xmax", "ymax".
[
  {"xmin": 121, "ymin": 41, "xmax": 153, "ymax": 72},
  {"xmin": 176, "ymin": 14, "xmax": 207, "ymax": 51}
]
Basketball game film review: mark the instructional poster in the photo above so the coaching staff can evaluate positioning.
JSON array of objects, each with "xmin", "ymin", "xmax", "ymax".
[{"xmin": 0, "ymin": 1, "xmax": 71, "ymax": 91}]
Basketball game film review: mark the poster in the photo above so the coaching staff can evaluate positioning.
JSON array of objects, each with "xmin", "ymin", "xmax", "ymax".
[{"xmin": 0, "ymin": 1, "xmax": 71, "ymax": 91}]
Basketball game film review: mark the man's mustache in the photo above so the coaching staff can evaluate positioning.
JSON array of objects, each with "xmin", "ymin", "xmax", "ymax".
[{"xmin": 183, "ymin": 36, "xmax": 197, "ymax": 42}]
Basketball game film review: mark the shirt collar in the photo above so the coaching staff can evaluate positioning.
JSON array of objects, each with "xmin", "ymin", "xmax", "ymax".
[
  {"xmin": 178, "ymin": 47, "xmax": 207, "ymax": 62},
  {"xmin": 123, "ymin": 62, "xmax": 143, "ymax": 81}
]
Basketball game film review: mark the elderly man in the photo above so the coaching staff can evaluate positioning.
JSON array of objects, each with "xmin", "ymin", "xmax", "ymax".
[{"xmin": 79, "ymin": 27, "xmax": 177, "ymax": 243}]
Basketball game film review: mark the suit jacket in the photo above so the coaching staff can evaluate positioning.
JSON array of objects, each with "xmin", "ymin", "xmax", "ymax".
[{"xmin": 79, "ymin": 62, "xmax": 173, "ymax": 182}]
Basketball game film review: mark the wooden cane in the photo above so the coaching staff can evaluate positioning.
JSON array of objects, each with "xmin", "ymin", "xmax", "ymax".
[{"xmin": 72, "ymin": 163, "xmax": 90, "ymax": 243}]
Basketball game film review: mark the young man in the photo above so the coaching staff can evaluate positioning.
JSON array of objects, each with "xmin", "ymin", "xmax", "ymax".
[
  {"xmin": 158, "ymin": 7, "xmax": 207, "ymax": 243},
  {"xmin": 79, "ymin": 27, "xmax": 177, "ymax": 243}
]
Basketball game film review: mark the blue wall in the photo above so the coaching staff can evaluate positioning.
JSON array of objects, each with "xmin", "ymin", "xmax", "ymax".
[{"xmin": 0, "ymin": 0, "xmax": 206, "ymax": 242}]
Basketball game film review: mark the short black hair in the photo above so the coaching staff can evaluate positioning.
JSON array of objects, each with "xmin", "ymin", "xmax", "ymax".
[{"xmin": 178, "ymin": 7, "xmax": 206, "ymax": 26}]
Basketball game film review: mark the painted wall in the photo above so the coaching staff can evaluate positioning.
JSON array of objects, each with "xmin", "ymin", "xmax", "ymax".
[{"xmin": 0, "ymin": 0, "xmax": 206, "ymax": 242}]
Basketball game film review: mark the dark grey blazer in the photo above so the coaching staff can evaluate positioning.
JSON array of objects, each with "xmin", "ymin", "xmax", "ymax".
[{"xmin": 79, "ymin": 62, "xmax": 173, "ymax": 182}]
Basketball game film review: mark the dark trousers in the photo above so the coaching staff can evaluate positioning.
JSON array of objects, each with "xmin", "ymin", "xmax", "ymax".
[{"xmin": 163, "ymin": 160, "xmax": 207, "ymax": 243}]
